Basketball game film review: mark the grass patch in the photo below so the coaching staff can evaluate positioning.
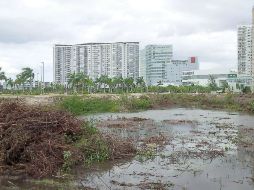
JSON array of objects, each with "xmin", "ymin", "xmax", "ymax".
[
  {"xmin": 59, "ymin": 96, "xmax": 119, "ymax": 115},
  {"xmin": 58, "ymin": 94, "xmax": 254, "ymax": 116}
]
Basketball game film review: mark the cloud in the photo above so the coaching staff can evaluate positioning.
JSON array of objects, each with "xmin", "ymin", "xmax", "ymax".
[{"xmin": 0, "ymin": 0, "xmax": 253, "ymax": 81}]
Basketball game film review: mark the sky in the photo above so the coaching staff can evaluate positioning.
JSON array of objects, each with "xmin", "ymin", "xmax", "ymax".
[{"xmin": 0, "ymin": 0, "xmax": 253, "ymax": 82}]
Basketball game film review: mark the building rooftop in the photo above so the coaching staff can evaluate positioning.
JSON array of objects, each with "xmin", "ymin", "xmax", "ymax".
[{"xmin": 76, "ymin": 42, "xmax": 139, "ymax": 45}]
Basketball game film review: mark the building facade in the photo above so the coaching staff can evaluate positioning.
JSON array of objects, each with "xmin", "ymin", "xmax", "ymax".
[
  {"xmin": 182, "ymin": 69, "xmax": 252, "ymax": 92},
  {"xmin": 53, "ymin": 42, "xmax": 139, "ymax": 84},
  {"xmin": 143, "ymin": 45, "xmax": 173, "ymax": 86},
  {"xmin": 165, "ymin": 57, "xmax": 199, "ymax": 85},
  {"xmin": 139, "ymin": 49, "xmax": 146, "ymax": 82},
  {"xmin": 141, "ymin": 45, "xmax": 199, "ymax": 86},
  {"xmin": 53, "ymin": 44, "xmax": 72, "ymax": 85},
  {"xmin": 237, "ymin": 25, "xmax": 252, "ymax": 76}
]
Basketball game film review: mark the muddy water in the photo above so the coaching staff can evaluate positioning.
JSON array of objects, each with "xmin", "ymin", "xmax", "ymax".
[
  {"xmin": 1, "ymin": 108, "xmax": 254, "ymax": 190},
  {"xmin": 81, "ymin": 108, "xmax": 254, "ymax": 190}
]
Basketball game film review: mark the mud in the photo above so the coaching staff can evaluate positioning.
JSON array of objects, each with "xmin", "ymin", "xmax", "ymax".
[{"xmin": 2, "ymin": 108, "xmax": 254, "ymax": 189}]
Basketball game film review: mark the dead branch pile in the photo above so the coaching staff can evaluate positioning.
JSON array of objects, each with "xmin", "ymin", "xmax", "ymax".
[
  {"xmin": 0, "ymin": 100, "xmax": 83, "ymax": 178},
  {"xmin": 104, "ymin": 135, "xmax": 137, "ymax": 159}
]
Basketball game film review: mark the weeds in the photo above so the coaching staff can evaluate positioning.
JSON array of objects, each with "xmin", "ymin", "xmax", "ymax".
[
  {"xmin": 59, "ymin": 94, "xmax": 254, "ymax": 116},
  {"xmin": 59, "ymin": 96, "xmax": 119, "ymax": 115}
]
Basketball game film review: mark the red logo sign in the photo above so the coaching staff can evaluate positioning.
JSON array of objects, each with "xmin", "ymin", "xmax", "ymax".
[{"xmin": 191, "ymin": 57, "xmax": 196, "ymax": 63}]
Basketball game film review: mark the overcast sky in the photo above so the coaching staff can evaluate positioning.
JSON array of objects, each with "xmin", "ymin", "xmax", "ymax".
[{"xmin": 0, "ymin": 0, "xmax": 253, "ymax": 81}]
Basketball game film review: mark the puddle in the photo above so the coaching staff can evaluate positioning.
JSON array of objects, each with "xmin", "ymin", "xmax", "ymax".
[
  {"xmin": 1, "ymin": 108, "xmax": 254, "ymax": 190},
  {"xmin": 82, "ymin": 108, "xmax": 254, "ymax": 190}
]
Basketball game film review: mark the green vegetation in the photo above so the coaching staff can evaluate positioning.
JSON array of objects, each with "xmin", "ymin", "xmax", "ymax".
[
  {"xmin": 0, "ymin": 67, "xmax": 252, "ymax": 95},
  {"xmin": 74, "ymin": 123, "xmax": 110, "ymax": 166},
  {"xmin": 58, "ymin": 93, "xmax": 254, "ymax": 115},
  {"xmin": 59, "ymin": 96, "xmax": 119, "ymax": 115}
]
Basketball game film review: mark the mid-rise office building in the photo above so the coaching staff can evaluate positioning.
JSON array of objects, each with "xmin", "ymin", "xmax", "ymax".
[
  {"xmin": 237, "ymin": 25, "xmax": 252, "ymax": 76},
  {"xmin": 140, "ymin": 45, "xmax": 199, "ymax": 86},
  {"xmin": 53, "ymin": 42, "xmax": 139, "ymax": 85},
  {"xmin": 143, "ymin": 45, "xmax": 173, "ymax": 86},
  {"xmin": 165, "ymin": 57, "xmax": 199, "ymax": 85}
]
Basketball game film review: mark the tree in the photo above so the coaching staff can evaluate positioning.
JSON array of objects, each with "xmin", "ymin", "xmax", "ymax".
[
  {"xmin": 136, "ymin": 77, "xmax": 146, "ymax": 93},
  {"xmin": 242, "ymin": 86, "xmax": 252, "ymax": 94},
  {"xmin": 221, "ymin": 81, "xmax": 230, "ymax": 93},
  {"xmin": 208, "ymin": 75, "xmax": 218, "ymax": 91},
  {"xmin": 76, "ymin": 72, "xmax": 94, "ymax": 94},
  {"xmin": 86, "ymin": 77, "xmax": 94, "ymax": 94},
  {"xmin": 6, "ymin": 78, "xmax": 14, "ymax": 90},
  {"xmin": 76, "ymin": 72, "xmax": 86, "ymax": 93},
  {"xmin": 20, "ymin": 67, "xmax": 34, "ymax": 92},
  {"xmin": 15, "ymin": 73, "xmax": 26, "ymax": 91},
  {"xmin": 124, "ymin": 77, "xmax": 134, "ymax": 93},
  {"xmin": 0, "ymin": 67, "xmax": 6, "ymax": 91},
  {"xmin": 98, "ymin": 75, "xmax": 109, "ymax": 93},
  {"xmin": 116, "ymin": 76, "xmax": 124, "ymax": 92},
  {"xmin": 68, "ymin": 72, "xmax": 80, "ymax": 93},
  {"xmin": 105, "ymin": 77, "xmax": 113, "ymax": 93},
  {"xmin": 0, "ymin": 67, "xmax": 6, "ymax": 81}
]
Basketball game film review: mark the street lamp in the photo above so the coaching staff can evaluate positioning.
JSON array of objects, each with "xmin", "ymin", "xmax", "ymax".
[{"xmin": 41, "ymin": 62, "xmax": 44, "ymax": 94}]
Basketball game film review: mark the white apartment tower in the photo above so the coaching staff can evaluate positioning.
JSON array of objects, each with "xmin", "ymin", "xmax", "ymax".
[
  {"xmin": 238, "ymin": 25, "xmax": 252, "ymax": 76},
  {"xmin": 53, "ymin": 42, "xmax": 139, "ymax": 84},
  {"xmin": 53, "ymin": 44, "xmax": 72, "ymax": 84}
]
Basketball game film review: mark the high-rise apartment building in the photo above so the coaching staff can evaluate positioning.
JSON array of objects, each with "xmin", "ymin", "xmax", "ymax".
[
  {"xmin": 237, "ymin": 25, "xmax": 252, "ymax": 76},
  {"xmin": 53, "ymin": 44, "xmax": 72, "ymax": 84},
  {"xmin": 141, "ymin": 45, "xmax": 199, "ymax": 86},
  {"xmin": 53, "ymin": 42, "xmax": 139, "ymax": 84}
]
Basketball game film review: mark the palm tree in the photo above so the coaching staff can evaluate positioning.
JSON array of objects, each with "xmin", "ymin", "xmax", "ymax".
[
  {"xmin": 68, "ymin": 72, "xmax": 80, "ymax": 93},
  {"xmin": 136, "ymin": 77, "xmax": 146, "ymax": 93},
  {"xmin": 0, "ymin": 67, "xmax": 6, "ymax": 81},
  {"xmin": 0, "ymin": 67, "xmax": 6, "ymax": 91},
  {"xmin": 112, "ymin": 77, "xmax": 119, "ymax": 93},
  {"xmin": 113, "ymin": 76, "xmax": 124, "ymax": 92},
  {"xmin": 20, "ymin": 67, "xmax": 34, "ymax": 91},
  {"xmin": 99, "ymin": 75, "xmax": 109, "ymax": 93},
  {"xmin": 76, "ymin": 72, "xmax": 88, "ymax": 94},
  {"xmin": 208, "ymin": 75, "xmax": 218, "ymax": 91},
  {"xmin": 124, "ymin": 77, "xmax": 134, "ymax": 93},
  {"xmin": 105, "ymin": 77, "xmax": 113, "ymax": 93},
  {"xmin": 15, "ymin": 74, "xmax": 26, "ymax": 91},
  {"xmin": 6, "ymin": 78, "xmax": 14, "ymax": 90},
  {"xmin": 86, "ymin": 77, "xmax": 94, "ymax": 94}
]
